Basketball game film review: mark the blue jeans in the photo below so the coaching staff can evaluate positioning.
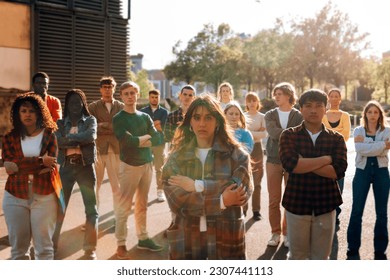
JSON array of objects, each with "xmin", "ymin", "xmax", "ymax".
[
  {"xmin": 347, "ymin": 162, "xmax": 389, "ymax": 254},
  {"xmin": 53, "ymin": 163, "xmax": 98, "ymax": 252}
]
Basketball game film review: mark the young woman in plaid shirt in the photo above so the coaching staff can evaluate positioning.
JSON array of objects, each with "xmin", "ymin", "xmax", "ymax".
[
  {"xmin": 2, "ymin": 93, "xmax": 59, "ymax": 260},
  {"xmin": 162, "ymin": 95, "xmax": 253, "ymax": 259}
]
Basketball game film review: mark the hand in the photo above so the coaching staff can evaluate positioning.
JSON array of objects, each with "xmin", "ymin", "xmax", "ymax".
[
  {"xmin": 42, "ymin": 154, "xmax": 57, "ymax": 168},
  {"xmin": 4, "ymin": 161, "xmax": 19, "ymax": 175},
  {"xmin": 153, "ymin": 120, "xmax": 162, "ymax": 132},
  {"xmin": 168, "ymin": 175, "xmax": 195, "ymax": 192},
  {"xmin": 385, "ymin": 140, "xmax": 390, "ymax": 149},
  {"xmin": 354, "ymin": 135, "xmax": 364, "ymax": 143},
  {"xmin": 322, "ymin": 155, "xmax": 332, "ymax": 165},
  {"xmin": 222, "ymin": 184, "xmax": 247, "ymax": 207},
  {"xmin": 139, "ymin": 140, "xmax": 152, "ymax": 147},
  {"xmin": 259, "ymin": 127, "xmax": 266, "ymax": 132}
]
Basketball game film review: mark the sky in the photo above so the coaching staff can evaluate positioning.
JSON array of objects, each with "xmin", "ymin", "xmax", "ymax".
[{"xmin": 130, "ymin": 0, "xmax": 389, "ymax": 70}]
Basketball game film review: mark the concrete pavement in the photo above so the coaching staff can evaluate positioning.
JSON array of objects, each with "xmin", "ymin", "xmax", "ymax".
[{"xmin": 0, "ymin": 138, "xmax": 388, "ymax": 260}]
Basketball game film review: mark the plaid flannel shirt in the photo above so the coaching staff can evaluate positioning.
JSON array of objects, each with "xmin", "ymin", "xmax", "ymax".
[
  {"xmin": 164, "ymin": 107, "xmax": 184, "ymax": 143},
  {"xmin": 279, "ymin": 123, "xmax": 347, "ymax": 216},
  {"xmin": 162, "ymin": 137, "xmax": 253, "ymax": 259},
  {"xmin": 2, "ymin": 129, "xmax": 58, "ymax": 199}
]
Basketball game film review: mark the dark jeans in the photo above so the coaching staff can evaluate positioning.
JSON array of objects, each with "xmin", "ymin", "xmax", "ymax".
[
  {"xmin": 347, "ymin": 163, "xmax": 389, "ymax": 254},
  {"xmin": 53, "ymin": 163, "xmax": 98, "ymax": 252}
]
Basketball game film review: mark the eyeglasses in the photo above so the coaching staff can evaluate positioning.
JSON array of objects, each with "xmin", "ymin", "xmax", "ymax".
[{"xmin": 102, "ymin": 85, "xmax": 114, "ymax": 90}]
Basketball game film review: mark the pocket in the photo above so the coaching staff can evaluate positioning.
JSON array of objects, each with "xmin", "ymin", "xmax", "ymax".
[
  {"xmin": 217, "ymin": 208, "xmax": 246, "ymax": 259},
  {"xmin": 166, "ymin": 227, "xmax": 185, "ymax": 260}
]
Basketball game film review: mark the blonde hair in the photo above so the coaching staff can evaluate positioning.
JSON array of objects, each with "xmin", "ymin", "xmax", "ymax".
[{"xmin": 217, "ymin": 82, "xmax": 234, "ymax": 102}]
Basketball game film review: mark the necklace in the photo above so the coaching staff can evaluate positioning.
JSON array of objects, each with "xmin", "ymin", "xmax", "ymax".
[{"xmin": 26, "ymin": 127, "xmax": 40, "ymax": 137}]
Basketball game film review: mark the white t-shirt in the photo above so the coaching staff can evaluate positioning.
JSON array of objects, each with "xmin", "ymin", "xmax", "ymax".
[
  {"xmin": 195, "ymin": 147, "xmax": 211, "ymax": 232},
  {"xmin": 21, "ymin": 130, "xmax": 44, "ymax": 157},
  {"xmin": 277, "ymin": 108, "xmax": 291, "ymax": 129}
]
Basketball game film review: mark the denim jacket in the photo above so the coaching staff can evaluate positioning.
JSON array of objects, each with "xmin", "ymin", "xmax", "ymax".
[{"xmin": 56, "ymin": 114, "xmax": 97, "ymax": 166}]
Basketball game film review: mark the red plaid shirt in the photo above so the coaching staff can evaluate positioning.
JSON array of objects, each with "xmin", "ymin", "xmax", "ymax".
[
  {"xmin": 279, "ymin": 123, "xmax": 347, "ymax": 216},
  {"xmin": 2, "ymin": 129, "xmax": 58, "ymax": 199}
]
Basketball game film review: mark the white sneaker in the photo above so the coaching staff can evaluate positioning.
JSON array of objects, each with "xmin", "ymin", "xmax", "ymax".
[
  {"xmin": 157, "ymin": 190, "xmax": 166, "ymax": 202},
  {"xmin": 283, "ymin": 235, "xmax": 289, "ymax": 247},
  {"xmin": 267, "ymin": 233, "xmax": 280, "ymax": 247}
]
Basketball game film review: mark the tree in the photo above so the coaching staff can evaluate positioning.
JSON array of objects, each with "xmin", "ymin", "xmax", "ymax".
[
  {"xmin": 291, "ymin": 1, "xmax": 369, "ymax": 91},
  {"xmin": 163, "ymin": 23, "xmax": 242, "ymax": 91},
  {"xmin": 133, "ymin": 70, "xmax": 154, "ymax": 98},
  {"xmin": 244, "ymin": 28, "xmax": 295, "ymax": 97},
  {"xmin": 376, "ymin": 58, "xmax": 390, "ymax": 103}
]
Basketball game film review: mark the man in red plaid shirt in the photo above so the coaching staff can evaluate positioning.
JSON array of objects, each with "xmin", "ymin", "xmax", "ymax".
[{"xmin": 279, "ymin": 89, "xmax": 347, "ymax": 260}]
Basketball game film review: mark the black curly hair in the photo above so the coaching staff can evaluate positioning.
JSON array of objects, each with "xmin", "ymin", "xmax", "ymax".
[{"xmin": 10, "ymin": 93, "xmax": 57, "ymax": 138}]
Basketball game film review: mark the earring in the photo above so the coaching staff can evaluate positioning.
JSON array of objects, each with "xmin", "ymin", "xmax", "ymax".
[
  {"xmin": 215, "ymin": 126, "xmax": 220, "ymax": 133},
  {"xmin": 189, "ymin": 126, "xmax": 193, "ymax": 132}
]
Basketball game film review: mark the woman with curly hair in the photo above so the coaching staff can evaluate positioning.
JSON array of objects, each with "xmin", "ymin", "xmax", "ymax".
[
  {"xmin": 163, "ymin": 95, "xmax": 253, "ymax": 259},
  {"xmin": 2, "ymin": 93, "xmax": 61, "ymax": 260}
]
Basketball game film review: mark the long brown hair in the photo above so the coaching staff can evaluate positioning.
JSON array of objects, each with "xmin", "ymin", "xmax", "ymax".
[
  {"xmin": 10, "ymin": 93, "xmax": 57, "ymax": 138},
  {"xmin": 171, "ymin": 94, "xmax": 239, "ymax": 153},
  {"xmin": 361, "ymin": 100, "xmax": 387, "ymax": 132}
]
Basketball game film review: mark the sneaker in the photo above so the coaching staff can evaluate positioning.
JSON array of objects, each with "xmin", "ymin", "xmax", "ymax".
[
  {"xmin": 253, "ymin": 211, "xmax": 262, "ymax": 221},
  {"xmin": 81, "ymin": 250, "xmax": 97, "ymax": 260},
  {"xmin": 267, "ymin": 234, "xmax": 280, "ymax": 247},
  {"xmin": 116, "ymin": 246, "xmax": 131, "ymax": 260},
  {"xmin": 137, "ymin": 238, "xmax": 163, "ymax": 252},
  {"xmin": 283, "ymin": 235, "xmax": 289, "ymax": 247},
  {"xmin": 157, "ymin": 190, "xmax": 166, "ymax": 202}
]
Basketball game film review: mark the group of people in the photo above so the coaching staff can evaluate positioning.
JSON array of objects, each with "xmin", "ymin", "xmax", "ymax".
[{"xmin": 0, "ymin": 73, "xmax": 388, "ymax": 261}]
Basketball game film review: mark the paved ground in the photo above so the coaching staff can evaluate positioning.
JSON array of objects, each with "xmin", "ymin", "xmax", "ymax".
[{"xmin": 0, "ymin": 138, "xmax": 388, "ymax": 260}]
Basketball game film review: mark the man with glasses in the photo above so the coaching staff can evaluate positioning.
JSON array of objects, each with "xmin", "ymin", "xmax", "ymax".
[{"xmin": 88, "ymin": 76, "xmax": 124, "ymax": 216}]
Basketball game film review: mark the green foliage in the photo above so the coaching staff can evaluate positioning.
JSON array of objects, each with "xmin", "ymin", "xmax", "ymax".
[{"xmin": 133, "ymin": 70, "xmax": 154, "ymax": 98}]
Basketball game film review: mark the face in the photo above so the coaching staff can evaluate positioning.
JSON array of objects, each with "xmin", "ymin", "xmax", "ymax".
[
  {"xmin": 190, "ymin": 106, "xmax": 218, "ymax": 146},
  {"xmin": 328, "ymin": 91, "xmax": 341, "ymax": 108},
  {"xmin": 120, "ymin": 86, "xmax": 139, "ymax": 106},
  {"xmin": 68, "ymin": 94, "xmax": 84, "ymax": 117},
  {"xmin": 19, "ymin": 102, "xmax": 38, "ymax": 128},
  {"xmin": 273, "ymin": 89, "xmax": 290, "ymax": 107},
  {"xmin": 149, "ymin": 93, "xmax": 160, "ymax": 107},
  {"xmin": 33, "ymin": 77, "xmax": 49, "ymax": 97},
  {"xmin": 100, "ymin": 83, "xmax": 115, "ymax": 103},
  {"xmin": 300, "ymin": 100, "xmax": 326, "ymax": 125},
  {"xmin": 365, "ymin": 105, "xmax": 381, "ymax": 124},
  {"xmin": 179, "ymin": 88, "xmax": 195, "ymax": 108},
  {"xmin": 220, "ymin": 86, "xmax": 231, "ymax": 102},
  {"xmin": 225, "ymin": 106, "xmax": 241, "ymax": 128},
  {"xmin": 246, "ymin": 98, "xmax": 258, "ymax": 111}
]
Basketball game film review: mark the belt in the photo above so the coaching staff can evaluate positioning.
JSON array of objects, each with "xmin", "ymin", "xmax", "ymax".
[{"xmin": 65, "ymin": 154, "xmax": 83, "ymax": 165}]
